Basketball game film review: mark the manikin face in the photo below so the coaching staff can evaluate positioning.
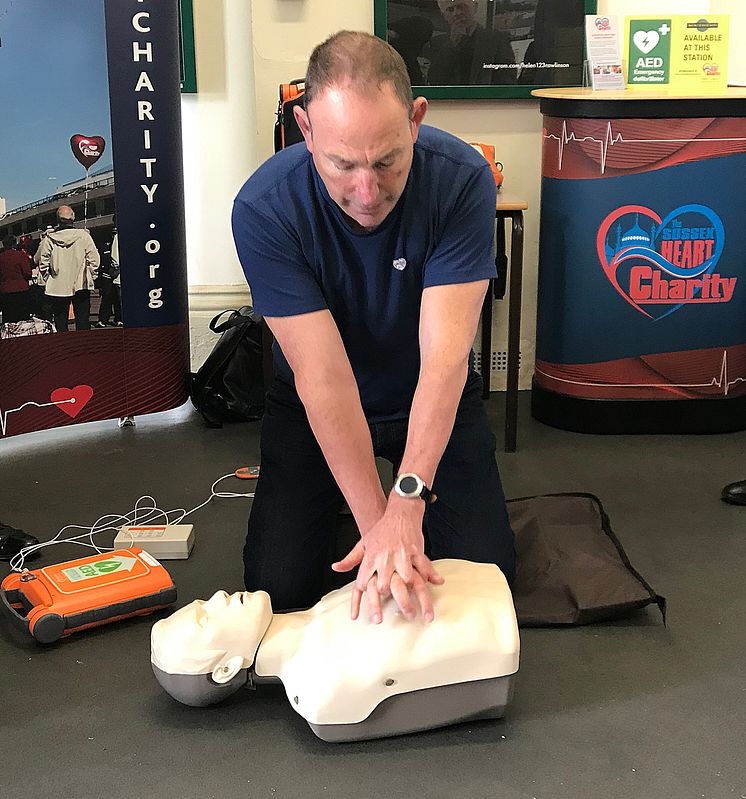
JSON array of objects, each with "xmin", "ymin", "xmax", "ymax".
[
  {"xmin": 151, "ymin": 590, "xmax": 273, "ymax": 683},
  {"xmin": 295, "ymin": 83, "xmax": 428, "ymax": 232}
]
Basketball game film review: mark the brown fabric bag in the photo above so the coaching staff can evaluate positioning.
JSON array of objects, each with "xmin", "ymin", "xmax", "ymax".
[{"xmin": 508, "ymin": 493, "xmax": 666, "ymax": 627}]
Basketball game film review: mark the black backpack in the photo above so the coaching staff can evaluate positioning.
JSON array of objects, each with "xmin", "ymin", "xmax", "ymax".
[{"xmin": 189, "ymin": 306, "xmax": 267, "ymax": 428}]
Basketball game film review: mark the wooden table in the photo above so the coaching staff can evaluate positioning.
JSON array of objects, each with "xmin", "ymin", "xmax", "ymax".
[{"xmin": 480, "ymin": 194, "xmax": 529, "ymax": 453}]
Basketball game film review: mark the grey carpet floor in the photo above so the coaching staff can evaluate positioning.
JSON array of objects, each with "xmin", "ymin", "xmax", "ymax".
[{"xmin": 0, "ymin": 393, "xmax": 744, "ymax": 799}]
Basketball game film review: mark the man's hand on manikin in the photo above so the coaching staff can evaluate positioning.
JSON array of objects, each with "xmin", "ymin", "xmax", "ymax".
[{"xmin": 332, "ymin": 493, "xmax": 444, "ymax": 624}]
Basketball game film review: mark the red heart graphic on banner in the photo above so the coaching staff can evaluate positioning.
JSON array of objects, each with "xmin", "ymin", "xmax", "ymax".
[
  {"xmin": 50, "ymin": 385, "xmax": 94, "ymax": 418},
  {"xmin": 70, "ymin": 134, "xmax": 106, "ymax": 170},
  {"xmin": 596, "ymin": 203, "xmax": 726, "ymax": 321}
]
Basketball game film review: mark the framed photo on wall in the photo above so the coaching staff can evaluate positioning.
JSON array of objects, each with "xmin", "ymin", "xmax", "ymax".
[
  {"xmin": 374, "ymin": 0, "xmax": 597, "ymax": 99},
  {"xmin": 180, "ymin": 0, "xmax": 197, "ymax": 93}
]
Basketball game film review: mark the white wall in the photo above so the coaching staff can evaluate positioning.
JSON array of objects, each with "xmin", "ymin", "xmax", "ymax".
[
  {"xmin": 182, "ymin": 0, "xmax": 745, "ymax": 375},
  {"xmin": 182, "ymin": 0, "xmax": 257, "ymax": 289},
  {"xmin": 182, "ymin": 0, "xmax": 257, "ymax": 366},
  {"xmin": 717, "ymin": 0, "xmax": 746, "ymax": 84}
]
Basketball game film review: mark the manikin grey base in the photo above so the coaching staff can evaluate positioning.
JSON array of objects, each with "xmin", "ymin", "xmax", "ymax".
[
  {"xmin": 152, "ymin": 664, "xmax": 515, "ymax": 742},
  {"xmin": 307, "ymin": 674, "xmax": 515, "ymax": 742}
]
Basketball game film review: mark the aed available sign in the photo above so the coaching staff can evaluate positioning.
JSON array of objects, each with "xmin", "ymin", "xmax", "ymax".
[
  {"xmin": 628, "ymin": 19, "xmax": 671, "ymax": 85},
  {"xmin": 626, "ymin": 15, "xmax": 729, "ymax": 91}
]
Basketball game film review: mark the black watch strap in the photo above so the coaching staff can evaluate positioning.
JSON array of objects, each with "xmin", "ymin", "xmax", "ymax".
[{"xmin": 419, "ymin": 483, "xmax": 437, "ymax": 504}]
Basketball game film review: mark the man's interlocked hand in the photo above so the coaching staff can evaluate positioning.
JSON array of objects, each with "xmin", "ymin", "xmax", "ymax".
[{"xmin": 332, "ymin": 497, "xmax": 444, "ymax": 624}]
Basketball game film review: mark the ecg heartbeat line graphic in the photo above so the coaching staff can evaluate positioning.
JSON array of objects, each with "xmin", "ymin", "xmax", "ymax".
[
  {"xmin": 0, "ymin": 399, "xmax": 75, "ymax": 436},
  {"xmin": 535, "ymin": 350, "xmax": 746, "ymax": 397},
  {"xmin": 544, "ymin": 120, "xmax": 746, "ymax": 174},
  {"xmin": 0, "ymin": 385, "xmax": 93, "ymax": 436}
]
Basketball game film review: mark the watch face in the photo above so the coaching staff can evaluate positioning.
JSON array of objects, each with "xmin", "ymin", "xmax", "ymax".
[{"xmin": 398, "ymin": 475, "xmax": 420, "ymax": 496}]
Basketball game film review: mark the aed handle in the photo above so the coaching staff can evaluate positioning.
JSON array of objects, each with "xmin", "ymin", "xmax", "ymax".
[{"xmin": 0, "ymin": 588, "xmax": 31, "ymax": 635}]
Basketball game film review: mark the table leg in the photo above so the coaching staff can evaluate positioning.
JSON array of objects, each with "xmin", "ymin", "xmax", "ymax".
[
  {"xmin": 481, "ymin": 215, "xmax": 508, "ymax": 399},
  {"xmin": 480, "ymin": 282, "xmax": 493, "ymax": 400},
  {"xmin": 494, "ymin": 216, "xmax": 508, "ymax": 300},
  {"xmin": 505, "ymin": 211, "xmax": 524, "ymax": 452}
]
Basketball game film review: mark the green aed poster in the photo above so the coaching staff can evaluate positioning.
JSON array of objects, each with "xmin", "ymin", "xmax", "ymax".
[{"xmin": 627, "ymin": 18, "xmax": 671, "ymax": 85}]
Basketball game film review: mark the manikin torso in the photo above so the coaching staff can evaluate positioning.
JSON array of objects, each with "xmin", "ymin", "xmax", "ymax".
[
  {"xmin": 255, "ymin": 559, "xmax": 518, "ymax": 724},
  {"xmin": 151, "ymin": 559, "xmax": 519, "ymax": 728}
]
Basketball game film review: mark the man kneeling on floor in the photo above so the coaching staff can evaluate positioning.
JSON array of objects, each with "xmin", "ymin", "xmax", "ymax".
[{"xmin": 232, "ymin": 31, "xmax": 515, "ymax": 622}]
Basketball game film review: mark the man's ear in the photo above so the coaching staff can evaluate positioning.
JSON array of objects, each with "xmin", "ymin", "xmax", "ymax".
[
  {"xmin": 293, "ymin": 105, "xmax": 314, "ymax": 153},
  {"xmin": 211, "ymin": 655, "xmax": 245, "ymax": 685},
  {"xmin": 410, "ymin": 96, "xmax": 428, "ymax": 142}
]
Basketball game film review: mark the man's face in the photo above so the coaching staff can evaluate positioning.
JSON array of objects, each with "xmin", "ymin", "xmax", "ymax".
[
  {"xmin": 438, "ymin": 0, "xmax": 478, "ymax": 29},
  {"xmin": 296, "ymin": 83, "xmax": 427, "ymax": 231}
]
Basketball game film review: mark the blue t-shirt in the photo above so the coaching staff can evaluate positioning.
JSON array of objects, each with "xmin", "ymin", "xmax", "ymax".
[{"xmin": 232, "ymin": 125, "xmax": 497, "ymax": 421}]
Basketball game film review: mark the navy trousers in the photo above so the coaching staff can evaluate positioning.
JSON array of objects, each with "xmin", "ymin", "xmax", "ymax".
[{"xmin": 244, "ymin": 371, "xmax": 515, "ymax": 610}]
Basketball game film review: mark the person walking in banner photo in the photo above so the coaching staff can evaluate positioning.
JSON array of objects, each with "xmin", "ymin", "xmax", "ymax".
[
  {"xmin": 0, "ymin": 235, "xmax": 34, "ymax": 323},
  {"xmin": 35, "ymin": 205, "xmax": 100, "ymax": 332},
  {"xmin": 96, "ymin": 219, "xmax": 122, "ymax": 328}
]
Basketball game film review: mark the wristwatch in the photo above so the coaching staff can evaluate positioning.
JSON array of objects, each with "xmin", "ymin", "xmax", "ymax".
[{"xmin": 393, "ymin": 473, "xmax": 437, "ymax": 504}]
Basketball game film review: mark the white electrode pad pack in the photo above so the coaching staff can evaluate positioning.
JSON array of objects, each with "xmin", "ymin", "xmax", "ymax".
[{"xmin": 114, "ymin": 524, "xmax": 195, "ymax": 559}]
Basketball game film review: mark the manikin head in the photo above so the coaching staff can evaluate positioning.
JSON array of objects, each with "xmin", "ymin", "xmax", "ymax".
[
  {"xmin": 294, "ymin": 31, "xmax": 428, "ymax": 232},
  {"xmin": 151, "ymin": 590, "xmax": 273, "ymax": 706}
]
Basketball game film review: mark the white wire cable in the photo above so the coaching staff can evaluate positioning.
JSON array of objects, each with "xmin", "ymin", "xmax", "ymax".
[{"xmin": 9, "ymin": 472, "xmax": 255, "ymax": 573}]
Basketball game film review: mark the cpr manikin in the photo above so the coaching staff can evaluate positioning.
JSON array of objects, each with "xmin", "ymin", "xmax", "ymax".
[{"xmin": 151, "ymin": 559, "xmax": 519, "ymax": 741}]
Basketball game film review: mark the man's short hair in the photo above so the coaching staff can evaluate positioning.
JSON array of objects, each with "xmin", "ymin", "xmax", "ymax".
[
  {"xmin": 305, "ymin": 31, "xmax": 413, "ymax": 117},
  {"xmin": 3, "ymin": 234, "xmax": 17, "ymax": 250}
]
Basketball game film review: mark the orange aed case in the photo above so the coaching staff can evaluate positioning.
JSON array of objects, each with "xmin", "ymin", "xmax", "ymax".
[{"xmin": 1, "ymin": 547, "xmax": 176, "ymax": 643}]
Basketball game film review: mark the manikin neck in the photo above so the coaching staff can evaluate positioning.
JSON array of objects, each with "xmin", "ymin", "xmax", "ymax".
[{"xmin": 252, "ymin": 609, "xmax": 310, "ymax": 679}]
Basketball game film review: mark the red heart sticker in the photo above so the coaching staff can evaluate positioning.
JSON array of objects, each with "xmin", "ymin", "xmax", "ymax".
[
  {"xmin": 50, "ymin": 385, "xmax": 94, "ymax": 418},
  {"xmin": 70, "ymin": 134, "xmax": 106, "ymax": 170}
]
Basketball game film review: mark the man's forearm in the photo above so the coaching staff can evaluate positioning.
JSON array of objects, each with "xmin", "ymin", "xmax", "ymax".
[
  {"xmin": 295, "ymin": 373, "xmax": 387, "ymax": 535},
  {"xmin": 396, "ymin": 357, "xmax": 469, "ymax": 487},
  {"xmin": 398, "ymin": 280, "xmax": 487, "ymax": 491}
]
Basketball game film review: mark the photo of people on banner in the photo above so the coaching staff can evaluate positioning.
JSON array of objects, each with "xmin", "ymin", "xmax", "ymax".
[
  {"xmin": 0, "ymin": 0, "xmax": 189, "ymax": 439},
  {"xmin": 0, "ymin": 2, "xmax": 118, "ymax": 336},
  {"xmin": 383, "ymin": 0, "xmax": 587, "ymax": 89}
]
